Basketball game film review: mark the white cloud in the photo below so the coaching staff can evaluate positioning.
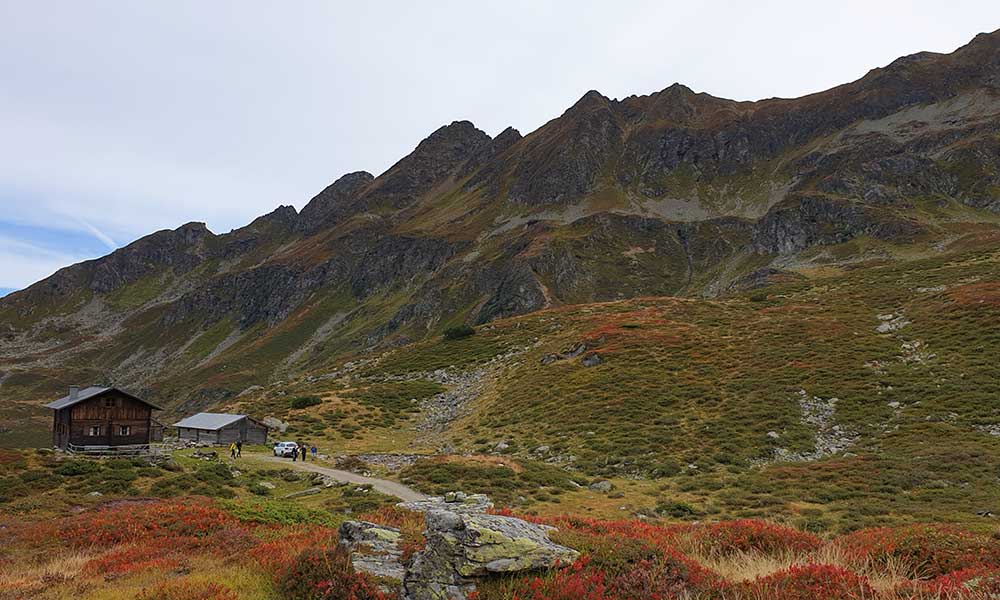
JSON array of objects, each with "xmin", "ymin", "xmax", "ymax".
[
  {"xmin": 75, "ymin": 219, "xmax": 117, "ymax": 251},
  {"xmin": 0, "ymin": 235, "xmax": 91, "ymax": 291}
]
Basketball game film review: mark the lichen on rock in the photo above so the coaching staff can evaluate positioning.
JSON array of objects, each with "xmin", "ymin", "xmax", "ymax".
[{"xmin": 341, "ymin": 493, "xmax": 579, "ymax": 600}]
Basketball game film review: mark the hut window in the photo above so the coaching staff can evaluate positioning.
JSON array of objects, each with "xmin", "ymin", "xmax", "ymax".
[
  {"xmin": 88, "ymin": 425, "xmax": 102, "ymax": 436},
  {"xmin": 118, "ymin": 425, "xmax": 131, "ymax": 436},
  {"xmin": 104, "ymin": 398, "xmax": 116, "ymax": 407}
]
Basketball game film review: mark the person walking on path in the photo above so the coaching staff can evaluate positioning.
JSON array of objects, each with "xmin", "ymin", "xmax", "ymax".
[
  {"xmin": 229, "ymin": 442, "xmax": 237, "ymax": 460},
  {"xmin": 300, "ymin": 444, "xmax": 308, "ymax": 461},
  {"xmin": 292, "ymin": 444, "xmax": 297, "ymax": 461},
  {"xmin": 310, "ymin": 445, "xmax": 317, "ymax": 459},
  {"xmin": 236, "ymin": 440, "xmax": 242, "ymax": 457}
]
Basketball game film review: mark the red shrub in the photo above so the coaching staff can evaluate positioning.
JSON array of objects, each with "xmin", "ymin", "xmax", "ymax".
[
  {"xmin": 487, "ymin": 554, "xmax": 729, "ymax": 600},
  {"xmin": 835, "ymin": 524, "xmax": 1000, "ymax": 578},
  {"xmin": 745, "ymin": 564, "xmax": 876, "ymax": 600},
  {"xmin": 501, "ymin": 558, "xmax": 610, "ymax": 600},
  {"xmin": 534, "ymin": 515, "xmax": 687, "ymax": 555},
  {"xmin": 550, "ymin": 529, "xmax": 660, "ymax": 574},
  {"xmin": 277, "ymin": 546, "xmax": 392, "ymax": 600},
  {"xmin": 609, "ymin": 553, "xmax": 731, "ymax": 599},
  {"xmin": 897, "ymin": 566, "xmax": 1000, "ymax": 598},
  {"xmin": 248, "ymin": 525, "xmax": 339, "ymax": 576},
  {"xmin": 83, "ymin": 542, "xmax": 182, "ymax": 576},
  {"xmin": 137, "ymin": 579, "xmax": 239, "ymax": 600},
  {"xmin": 689, "ymin": 520, "xmax": 822, "ymax": 557},
  {"xmin": 56, "ymin": 499, "xmax": 239, "ymax": 548}
]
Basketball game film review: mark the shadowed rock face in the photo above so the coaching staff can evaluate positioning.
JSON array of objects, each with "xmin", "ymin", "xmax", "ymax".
[
  {"xmin": 3, "ymin": 29, "xmax": 999, "ymax": 410},
  {"xmin": 338, "ymin": 520, "xmax": 407, "ymax": 586}
]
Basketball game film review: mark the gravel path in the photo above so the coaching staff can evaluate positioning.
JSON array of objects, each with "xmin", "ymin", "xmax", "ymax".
[{"xmin": 254, "ymin": 454, "xmax": 428, "ymax": 502}]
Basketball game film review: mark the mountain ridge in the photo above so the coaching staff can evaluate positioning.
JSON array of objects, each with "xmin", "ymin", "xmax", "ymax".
[{"xmin": 1, "ymin": 29, "xmax": 999, "ymax": 433}]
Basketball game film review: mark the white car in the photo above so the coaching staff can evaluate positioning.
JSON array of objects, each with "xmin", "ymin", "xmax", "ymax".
[{"xmin": 273, "ymin": 441, "xmax": 299, "ymax": 457}]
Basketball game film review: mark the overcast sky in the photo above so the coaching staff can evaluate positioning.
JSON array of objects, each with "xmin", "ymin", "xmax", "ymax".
[{"xmin": 1, "ymin": 1, "xmax": 997, "ymax": 295}]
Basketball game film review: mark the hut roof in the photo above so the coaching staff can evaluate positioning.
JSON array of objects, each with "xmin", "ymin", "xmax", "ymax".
[
  {"xmin": 173, "ymin": 412, "xmax": 248, "ymax": 431},
  {"xmin": 45, "ymin": 386, "xmax": 161, "ymax": 411}
]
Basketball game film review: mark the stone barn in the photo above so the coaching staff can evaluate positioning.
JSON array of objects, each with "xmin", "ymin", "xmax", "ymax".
[
  {"xmin": 46, "ymin": 386, "xmax": 162, "ymax": 450},
  {"xmin": 172, "ymin": 413, "xmax": 268, "ymax": 445}
]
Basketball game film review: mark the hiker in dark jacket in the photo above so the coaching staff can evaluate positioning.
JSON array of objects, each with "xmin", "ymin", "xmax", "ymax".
[
  {"xmin": 236, "ymin": 440, "xmax": 242, "ymax": 457},
  {"xmin": 300, "ymin": 445, "xmax": 308, "ymax": 461}
]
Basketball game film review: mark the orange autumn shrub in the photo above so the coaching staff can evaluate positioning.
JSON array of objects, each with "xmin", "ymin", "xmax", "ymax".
[
  {"xmin": 83, "ymin": 542, "xmax": 182, "ymax": 577},
  {"xmin": 55, "ymin": 499, "xmax": 239, "ymax": 548},
  {"xmin": 744, "ymin": 564, "xmax": 876, "ymax": 600},
  {"xmin": 247, "ymin": 525, "xmax": 339, "ymax": 575},
  {"xmin": 482, "ymin": 555, "xmax": 730, "ymax": 600},
  {"xmin": 896, "ymin": 566, "xmax": 1000, "ymax": 599},
  {"xmin": 687, "ymin": 519, "xmax": 822, "ymax": 557},
  {"xmin": 531, "ymin": 514, "xmax": 687, "ymax": 554},
  {"xmin": 277, "ymin": 546, "xmax": 392, "ymax": 600},
  {"xmin": 836, "ymin": 524, "xmax": 1000, "ymax": 578}
]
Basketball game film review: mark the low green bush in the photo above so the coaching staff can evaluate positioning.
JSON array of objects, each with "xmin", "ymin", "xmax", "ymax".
[
  {"xmin": 221, "ymin": 499, "xmax": 336, "ymax": 525},
  {"xmin": 55, "ymin": 460, "xmax": 101, "ymax": 476},
  {"xmin": 290, "ymin": 395, "xmax": 323, "ymax": 409},
  {"xmin": 443, "ymin": 325, "xmax": 475, "ymax": 340}
]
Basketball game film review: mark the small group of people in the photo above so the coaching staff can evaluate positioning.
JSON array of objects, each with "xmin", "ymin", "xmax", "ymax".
[
  {"xmin": 224, "ymin": 439, "xmax": 318, "ymax": 461},
  {"xmin": 290, "ymin": 443, "xmax": 317, "ymax": 462}
]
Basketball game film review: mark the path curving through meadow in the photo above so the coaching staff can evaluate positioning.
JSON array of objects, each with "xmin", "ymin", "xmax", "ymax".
[{"xmin": 253, "ymin": 453, "xmax": 429, "ymax": 502}]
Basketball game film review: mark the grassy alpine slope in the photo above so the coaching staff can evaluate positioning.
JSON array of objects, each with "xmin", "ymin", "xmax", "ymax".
[{"xmin": 338, "ymin": 228, "xmax": 1000, "ymax": 534}]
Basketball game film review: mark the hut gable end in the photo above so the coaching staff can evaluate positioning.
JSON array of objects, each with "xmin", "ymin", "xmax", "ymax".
[{"xmin": 47, "ymin": 386, "xmax": 159, "ymax": 450}]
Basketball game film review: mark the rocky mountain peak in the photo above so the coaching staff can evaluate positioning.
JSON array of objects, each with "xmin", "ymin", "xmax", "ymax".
[
  {"xmin": 174, "ymin": 221, "xmax": 212, "ymax": 244},
  {"xmin": 418, "ymin": 120, "xmax": 490, "ymax": 149},
  {"xmin": 249, "ymin": 205, "xmax": 298, "ymax": 229},
  {"xmin": 326, "ymin": 170, "xmax": 376, "ymax": 195},
  {"xmin": 298, "ymin": 171, "xmax": 375, "ymax": 230},
  {"xmin": 364, "ymin": 121, "xmax": 492, "ymax": 208},
  {"xmin": 493, "ymin": 126, "xmax": 522, "ymax": 146},
  {"xmin": 458, "ymin": 126, "xmax": 523, "ymax": 179},
  {"xmin": 564, "ymin": 89, "xmax": 613, "ymax": 115}
]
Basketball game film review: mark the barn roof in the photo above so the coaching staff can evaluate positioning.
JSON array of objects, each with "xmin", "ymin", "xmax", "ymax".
[
  {"xmin": 172, "ymin": 412, "xmax": 247, "ymax": 431},
  {"xmin": 45, "ymin": 386, "xmax": 162, "ymax": 411}
]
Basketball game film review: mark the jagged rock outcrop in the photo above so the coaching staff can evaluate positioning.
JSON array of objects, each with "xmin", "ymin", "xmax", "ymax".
[
  {"xmin": 339, "ymin": 520, "xmax": 407, "ymax": 585},
  {"xmin": 340, "ymin": 494, "xmax": 579, "ymax": 600}
]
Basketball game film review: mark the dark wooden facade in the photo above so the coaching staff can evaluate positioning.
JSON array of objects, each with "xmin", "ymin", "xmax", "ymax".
[{"xmin": 48, "ymin": 387, "xmax": 161, "ymax": 449}]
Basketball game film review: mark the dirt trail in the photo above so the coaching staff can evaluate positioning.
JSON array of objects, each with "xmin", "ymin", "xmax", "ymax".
[{"xmin": 254, "ymin": 454, "xmax": 428, "ymax": 502}]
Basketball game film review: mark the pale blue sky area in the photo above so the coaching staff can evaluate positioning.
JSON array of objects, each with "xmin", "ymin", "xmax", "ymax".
[{"xmin": 1, "ymin": 1, "xmax": 997, "ymax": 295}]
